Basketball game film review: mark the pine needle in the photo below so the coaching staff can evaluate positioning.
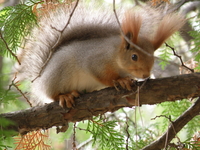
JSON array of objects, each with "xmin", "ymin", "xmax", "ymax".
[{"xmin": 14, "ymin": 130, "xmax": 51, "ymax": 150}]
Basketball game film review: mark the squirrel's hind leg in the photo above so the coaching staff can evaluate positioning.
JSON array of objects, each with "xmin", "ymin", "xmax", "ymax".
[{"xmin": 58, "ymin": 90, "xmax": 80, "ymax": 108}]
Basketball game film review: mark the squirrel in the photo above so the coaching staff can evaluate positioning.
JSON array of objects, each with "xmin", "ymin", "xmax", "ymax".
[{"xmin": 16, "ymin": 2, "xmax": 185, "ymax": 108}]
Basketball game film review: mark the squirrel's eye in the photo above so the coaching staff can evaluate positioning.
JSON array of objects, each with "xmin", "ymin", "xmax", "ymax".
[{"xmin": 132, "ymin": 54, "xmax": 138, "ymax": 61}]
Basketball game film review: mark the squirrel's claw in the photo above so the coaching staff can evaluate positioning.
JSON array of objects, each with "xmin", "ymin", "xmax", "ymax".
[
  {"xmin": 59, "ymin": 90, "xmax": 80, "ymax": 108},
  {"xmin": 71, "ymin": 90, "xmax": 80, "ymax": 97},
  {"xmin": 59, "ymin": 94, "xmax": 74, "ymax": 108},
  {"xmin": 113, "ymin": 77, "xmax": 133, "ymax": 91}
]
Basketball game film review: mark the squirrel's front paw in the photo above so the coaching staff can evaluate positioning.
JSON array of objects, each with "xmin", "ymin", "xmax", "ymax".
[
  {"xmin": 58, "ymin": 90, "xmax": 80, "ymax": 108},
  {"xmin": 113, "ymin": 77, "xmax": 133, "ymax": 91}
]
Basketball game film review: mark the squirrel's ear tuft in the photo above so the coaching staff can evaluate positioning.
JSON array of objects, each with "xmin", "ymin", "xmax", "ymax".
[
  {"xmin": 121, "ymin": 10, "xmax": 142, "ymax": 45},
  {"xmin": 124, "ymin": 32, "xmax": 132, "ymax": 50},
  {"xmin": 152, "ymin": 13, "xmax": 185, "ymax": 50}
]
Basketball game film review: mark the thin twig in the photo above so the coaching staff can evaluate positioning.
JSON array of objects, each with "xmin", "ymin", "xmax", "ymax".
[
  {"xmin": 32, "ymin": 0, "xmax": 80, "ymax": 82},
  {"xmin": 151, "ymin": 115, "xmax": 171, "ymax": 121},
  {"xmin": 137, "ymin": 77, "xmax": 150, "ymax": 90},
  {"xmin": 125, "ymin": 118, "xmax": 130, "ymax": 150},
  {"xmin": 122, "ymin": 78, "xmax": 150, "ymax": 106},
  {"xmin": 112, "ymin": 0, "xmax": 151, "ymax": 56},
  {"xmin": 51, "ymin": 0, "xmax": 80, "ymax": 49},
  {"xmin": 136, "ymin": 86, "xmax": 144, "ymax": 127},
  {"xmin": 121, "ymin": 108, "xmax": 137, "ymax": 128},
  {"xmin": 73, "ymin": 122, "xmax": 77, "ymax": 150},
  {"xmin": 134, "ymin": 92, "xmax": 138, "ymax": 149},
  {"xmin": 90, "ymin": 119, "xmax": 104, "ymax": 127},
  {"xmin": 7, "ymin": 74, "xmax": 32, "ymax": 107},
  {"xmin": 164, "ymin": 118, "xmax": 170, "ymax": 150},
  {"xmin": 121, "ymin": 109, "xmax": 130, "ymax": 150},
  {"xmin": 0, "ymin": 30, "xmax": 21, "ymax": 65},
  {"xmin": 165, "ymin": 43, "xmax": 194, "ymax": 73},
  {"xmin": 76, "ymin": 126, "xmax": 92, "ymax": 133}
]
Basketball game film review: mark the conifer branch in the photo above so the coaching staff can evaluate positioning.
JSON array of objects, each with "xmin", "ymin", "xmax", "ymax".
[{"xmin": 0, "ymin": 30, "xmax": 21, "ymax": 65}]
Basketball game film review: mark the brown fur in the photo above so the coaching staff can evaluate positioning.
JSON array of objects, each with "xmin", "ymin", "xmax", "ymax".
[
  {"xmin": 122, "ymin": 10, "xmax": 142, "ymax": 44},
  {"xmin": 97, "ymin": 64, "xmax": 120, "ymax": 86}
]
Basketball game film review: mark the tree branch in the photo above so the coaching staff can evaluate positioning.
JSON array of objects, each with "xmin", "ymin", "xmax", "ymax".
[
  {"xmin": 1, "ymin": 73, "xmax": 200, "ymax": 135},
  {"xmin": 142, "ymin": 97, "xmax": 200, "ymax": 150}
]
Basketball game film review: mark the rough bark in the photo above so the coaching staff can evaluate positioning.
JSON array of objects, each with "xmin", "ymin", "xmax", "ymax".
[{"xmin": 1, "ymin": 73, "xmax": 200, "ymax": 136}]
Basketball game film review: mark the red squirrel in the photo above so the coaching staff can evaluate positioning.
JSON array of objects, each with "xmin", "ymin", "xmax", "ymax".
[{"xmin": 17, "ymin": 2, "xmax": 185, "ymax": 108}]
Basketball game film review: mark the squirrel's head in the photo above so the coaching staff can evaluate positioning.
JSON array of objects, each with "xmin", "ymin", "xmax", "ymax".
[
  {"xmin": 118, "ymin": 34, "xmax": 155, "ymax": 79},
  {"xmin": 118, "ymin": 8, "xmax": 185, "ymax": 79}
]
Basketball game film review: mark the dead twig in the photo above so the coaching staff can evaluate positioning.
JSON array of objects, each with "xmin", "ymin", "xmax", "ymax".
[
  {"xmin": 72, "ymin": 122, "xmax": 77, "ymax": 150},
  {"xmin": 7, "ymin": 74, "xmax": 32, "ymax": 107},
  {"xmin": 165, "ymin": 42, "xmax": 194, "ymax": 73},
  {"xmin": 32, "ymin": 0, "xmax": 80, "ymax": 82}
]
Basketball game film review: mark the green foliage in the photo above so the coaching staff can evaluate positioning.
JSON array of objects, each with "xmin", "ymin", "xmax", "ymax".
[
  {"xmin": 0, "ymin": 62, "xmax": 22, "ymax": 108},
  {"xmin": 0, "ymin": 88, "xmax": 20, "ymax": 105},
  {"xmin": 82, "ymin": 113, "xmax": 160, "ymax": 150},
  {"xmin": 0, "ymin": 117, "xmax": 15, "ymax": 128},
  {"xmin": 86, "ymin": 118, "xmax": 124, "ymax": 150},
  {"xmin": 0, "ymin": 72, "xmax": 27, "ymax": 150},
  {"xmin": 123, "ymin": 125, "xmax": 158, "ymax": 149},
  {"xmin": 0, "ymin": 87, "xmax": 27, "ymax": 149},
  {"xmin": 157, "ymin": 46, "xmax": 172, "ymax": 70},
  {"xmin": 190, "ymin": 29, "xmax": 200, "ymax": 70},
  {"xmin": 185, "ymin": 113, "xmax": 200, "ymax": 138},
  {"xmin": 0, "ymin": 118, "xmax": 17, "ymax": 150},
  {"xmin": 189, "ymin": 13, "xmax": 200, "ymax": 70},
  {"xmin": 159, "ymin": 99, "xmax": 200, "ymax": 138},
  {"xmin": 160, "ymin": 99, "xmax": 191, "ymax": 119},
  {"xmin": 0, "ymin": 2, "xmax": 37, "ymax": 58},
  {"xmin": 182, "ymin": 138, "xmax": 200, "ymax": 150}
]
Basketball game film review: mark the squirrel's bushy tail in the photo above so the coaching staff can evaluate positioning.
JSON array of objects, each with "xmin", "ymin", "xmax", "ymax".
[{"xmin": 17, "ymin": 3, "xmax": 119, "ymax": 80}]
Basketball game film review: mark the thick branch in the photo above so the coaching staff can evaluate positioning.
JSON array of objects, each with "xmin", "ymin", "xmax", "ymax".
[{"xmin": 1, "ymin": 73, "xmax": 200, "ymax": 135}]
